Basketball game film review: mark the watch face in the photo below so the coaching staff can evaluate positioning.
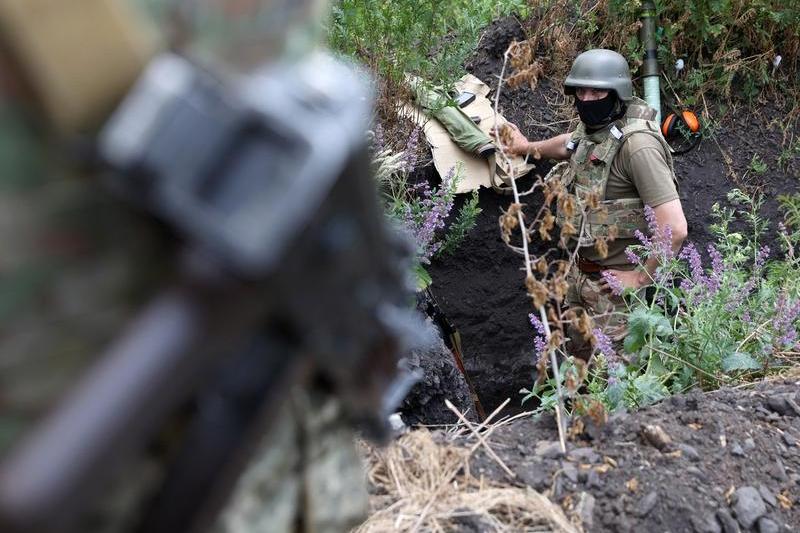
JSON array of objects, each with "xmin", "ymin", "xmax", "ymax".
[{"xmin": 165, "ymin": 0, "xmax": 328, "ymax": 72}]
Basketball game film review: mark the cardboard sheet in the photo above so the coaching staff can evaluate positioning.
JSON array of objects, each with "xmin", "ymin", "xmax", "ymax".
[{"xmin": 405, "ymin": 74, "xmax": 535, "ymax": 194}]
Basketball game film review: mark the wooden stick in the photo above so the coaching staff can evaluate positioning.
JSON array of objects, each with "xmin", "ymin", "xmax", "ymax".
[
  {"xmin": 445, "ymin": 399, "xmax": 515, "ymax": 479},
  {"xmin": 493, "ymin": 47, "xmax": 568, "ymax": 455}
]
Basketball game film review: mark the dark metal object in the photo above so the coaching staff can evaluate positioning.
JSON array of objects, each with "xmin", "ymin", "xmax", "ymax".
[
  {"xmin": 0, "ymin": 52, "xmax": 416, "ymax": 532},
  {"xmin": 640, "ymin": 1, "xmax": 659, "ymax": 78},
  {"xmin": 456, "ymin": 91, "xmax": 475, "ymax": 108},
  {"xmin": 134, "ymin": 333, "xmax": 309, "ymax": 533}
]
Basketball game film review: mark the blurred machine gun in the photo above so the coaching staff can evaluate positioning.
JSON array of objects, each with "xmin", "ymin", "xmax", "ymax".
[{"xmin": 0, "ymin": 3, "xmax": 418, "ymax": 532}]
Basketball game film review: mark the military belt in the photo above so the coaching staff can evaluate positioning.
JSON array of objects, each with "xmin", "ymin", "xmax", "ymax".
[{"xmin": 577, "ymin": 256, "xmax": 605, "ymax": 274}]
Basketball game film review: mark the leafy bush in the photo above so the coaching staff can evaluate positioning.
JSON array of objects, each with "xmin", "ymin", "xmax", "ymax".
[{"xmin": 524, "ymin": 190, "xmax": 800, "ymax": 413}]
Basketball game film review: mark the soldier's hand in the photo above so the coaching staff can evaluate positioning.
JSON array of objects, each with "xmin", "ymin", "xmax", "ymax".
[
  {"xmin": 490, "ymin": 122, "xmax": 530, "ymax": 156},
  {"xmin": 600, "ymin": 268, "xmax": 650, "ymax": 293}
]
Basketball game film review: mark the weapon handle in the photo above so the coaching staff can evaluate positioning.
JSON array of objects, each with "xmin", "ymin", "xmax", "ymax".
[{"xmin": 0, "ymin": 288, "xmax": 210, "ymax": 532}]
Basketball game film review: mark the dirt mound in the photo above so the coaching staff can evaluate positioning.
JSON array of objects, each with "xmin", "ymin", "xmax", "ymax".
[
  {"xmin": 426, "ymin": 16, "xmax": 800, "ymax": 413},
  {"xmin": 461, "ymin": 378, "xmax": 800, "ymax": 532}
]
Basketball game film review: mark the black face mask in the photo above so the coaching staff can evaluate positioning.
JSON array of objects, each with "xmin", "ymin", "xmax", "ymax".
[{"xmin": 575, "ymin": 92, "xmax": 622, "ymax": 128}]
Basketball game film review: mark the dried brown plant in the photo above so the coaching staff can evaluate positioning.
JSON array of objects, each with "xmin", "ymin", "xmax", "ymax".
[{"xmin": 491, "ymin": 32, "xmax": 631, "ymax": 446}]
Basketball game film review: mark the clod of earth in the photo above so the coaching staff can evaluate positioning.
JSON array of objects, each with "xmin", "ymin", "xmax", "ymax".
[
  {"xmin": 715, "ymin": 508, "xmax": 739, "ymax": 533},
  {"xmin": 634, "ymin": 491, "xmax": 658, "ymax": 518},
  {"xmin": 758, "ymin": 485, "xmax": 777, "ymax": 508},
  {"xmin": 641, "ymin": 424, "xmax": 673, "ymax": 451},
  {"xmin": 757, "ymin": 516, "xmax": 780, "ymax": 533},
  {"xmin": 731, "ymin": 486, "xmax": 767, "ymax": 529}
]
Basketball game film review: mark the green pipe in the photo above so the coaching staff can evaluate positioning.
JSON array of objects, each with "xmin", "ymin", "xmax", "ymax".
[{"xmin": 640, "ymin": 0, "xmax": 661, "ymax": 124}]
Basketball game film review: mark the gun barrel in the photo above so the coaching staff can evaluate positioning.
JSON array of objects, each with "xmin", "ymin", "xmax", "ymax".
[{"xmin": 0, "ymin": 288, "xmax": 205, "ymax": 532}]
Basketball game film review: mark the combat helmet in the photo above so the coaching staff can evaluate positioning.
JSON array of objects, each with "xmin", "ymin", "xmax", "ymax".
[{"xmin": 564, "ymin": 49, "xmax": 633, "ymax": 102}]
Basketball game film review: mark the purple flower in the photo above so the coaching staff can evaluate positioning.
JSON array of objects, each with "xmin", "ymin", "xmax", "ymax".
[
  {"xmin": 634, "ymin": 229, "xmax": 652, "ymax": 248},
  {"xmin": 773, "ymin": 292, "xmax": 800, "ymax": 350},
  {"xmin": 707, "ymin": 244, "xmax": 724, "ymax": 276},
  {"xmin": 403, "ymin": 127, "xmax": 421, "ymax": 174},
  {"xmin": 703, "ymin": 244, "xmax": 723, "ymax": 293},
  {"xmin": 533, "ymin": 338, "xmax": 547, "ymax": 360},
  {"xmin": 593, "ymin": 328, "xmax": 615, "ymax": 357},
  {"xmin": 660, "ymin": 224, "xmax": 674, "ymax": 260},
  {"xmin": 602, "ymin": 270, "xmax": 625, "ymax": 296},
  {"xmin": 679, "ymin": 242, "xmax": 707, "ymax": 287},
  {"xmin": 625, "ymin": 247, "xmax": 641, "ymax": 265},
  {"xmin": 755, "ymin": 245, "xmax": 770, "ymax": 270},
  {"xmin": 529, "ymin": 313, "xmax": 546, "ymax": 336},
  {"xmin": 529, "ymin": 313, "xmax": 548, "ymax": 359},
  {"xmin": 404, "ymin": 166, "xmax": 456, "ymax": 262},
  {"xmin": 724, "ymin": 278, "xmax": 756, "ymax": 313},
  {"xmin": 594, "ymin": 328, "xmax": 621, "ymax": 375},
  {"xmin": 644, "ymin": 205, "xmax": 658, "ymax": 236},
  {"xmin": 632, "ymin": 205, "xmax": 676, "ymax": 262},
  {"xmin": 679, "ymin": 277, "xmax": 694, "ymax": 294}
]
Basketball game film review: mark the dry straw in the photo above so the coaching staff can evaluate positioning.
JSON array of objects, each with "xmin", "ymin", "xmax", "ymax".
[{"xmin": 355, "ymin": 427, "xmax": 578, "ymax": 533}]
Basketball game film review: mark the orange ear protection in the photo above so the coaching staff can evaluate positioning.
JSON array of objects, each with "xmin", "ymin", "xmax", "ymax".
[{"xmin": 662, "ymin": 110, "xmax": 700, "ymax": 139}]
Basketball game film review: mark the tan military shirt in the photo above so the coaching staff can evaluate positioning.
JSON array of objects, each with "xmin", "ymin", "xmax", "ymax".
[{"xmin": 578, "ymin": 131, "xmax": 679, "ymax": 267}]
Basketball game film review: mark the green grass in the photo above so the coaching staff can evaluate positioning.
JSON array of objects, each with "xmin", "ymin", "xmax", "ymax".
[{"xmin": 328, "ymin": 0, "xmax": 528, "ymax": 88}]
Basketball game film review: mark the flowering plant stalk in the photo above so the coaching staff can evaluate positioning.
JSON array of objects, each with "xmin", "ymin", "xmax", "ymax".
[{"xmin": 372, "ymin": 127, "xmax": 481, "ymax": 288}]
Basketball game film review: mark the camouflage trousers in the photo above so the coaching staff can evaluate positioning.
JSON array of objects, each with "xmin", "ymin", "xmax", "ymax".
[
  {"xmin": 215, "ymin": 387, "xmax": 369, "ymax": 533},
  {"xmin": 565, "ymin": 265, "xmax": 633, "ymax": 360},
  {"xmin": 68, "ymin": 385, "xmax": 368, "ymax": 533}
]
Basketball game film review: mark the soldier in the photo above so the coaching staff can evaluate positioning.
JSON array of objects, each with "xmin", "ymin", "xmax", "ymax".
[
  {"xmin": 0, "ymin": 1, "xmax": 407, "ymax": 532},
  {"xmin": 500, "ymin": 49, "xmax": 688, "ymax": 358}
]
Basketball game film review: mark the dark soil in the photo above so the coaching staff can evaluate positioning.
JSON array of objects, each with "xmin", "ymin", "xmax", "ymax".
[
  {"xmin": 399, "ymin": 322, "xmax": 474, "ymax": 426},
  {"xmin": 425, "ymin": 16, "xmax": 800, "ymax": 413},
  {"xmin": 464, "ymin": 379, "xmax": 800, "ymax": 532}
]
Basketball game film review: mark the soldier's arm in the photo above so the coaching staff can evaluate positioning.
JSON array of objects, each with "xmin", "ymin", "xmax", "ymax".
[
  {"xmin": 528, "ymin": 133, "xmax": 572, "ymax": 161},
  {"xmin": 637, "ymin": 198, "xmax": 688, "ymax": 284},
  {"xmin": 491, "ymin": 124, "xmax": 571, "ymax": 160},
  {"xmin": 603, "ymin": 199, "xmax": 687, "ymax": 290},
  {"xmin": 602, "ymin": 135, "xmax": 688, "ymax": 289}
]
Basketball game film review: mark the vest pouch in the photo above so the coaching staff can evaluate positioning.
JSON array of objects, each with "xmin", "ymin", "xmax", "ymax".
[
  {"xmin": 585, "ymin": 198, "xmax": 650, "ymax": 240},
  {"xmin": 571, "ymin": 140, "xmax": 593, "ymax": 168}
]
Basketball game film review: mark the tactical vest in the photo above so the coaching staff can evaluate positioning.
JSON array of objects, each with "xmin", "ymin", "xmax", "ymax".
[{"xmin": 553, "ymin": 97, "xmax": 677, "ymax": 248}]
